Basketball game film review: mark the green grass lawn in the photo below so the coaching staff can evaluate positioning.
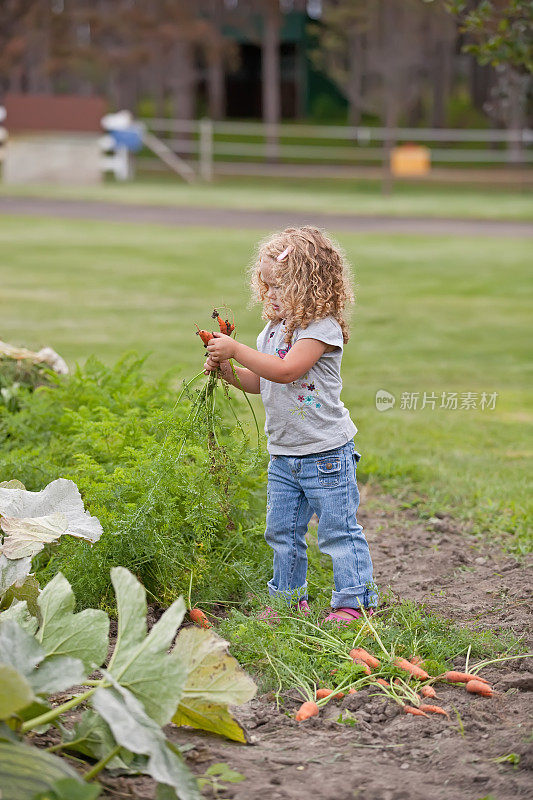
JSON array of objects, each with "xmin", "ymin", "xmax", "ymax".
[
  {"xmin": 1, "ymin": 215, "xmax": 531, "ymax": 551},
  {"xmin": 1, "ymin": 175, "xmax": 532, "ymax": 221}
]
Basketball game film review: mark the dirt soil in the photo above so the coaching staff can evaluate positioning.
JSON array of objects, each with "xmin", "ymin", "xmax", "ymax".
[{"xmin": 42, "ymin": 484, "xmax": 533, "ymax": 800}]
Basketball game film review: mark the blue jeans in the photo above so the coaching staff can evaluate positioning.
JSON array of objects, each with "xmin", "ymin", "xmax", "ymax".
[{"xmin": 265, "ymin": 439, "xmax": 378, "ymax": 609}]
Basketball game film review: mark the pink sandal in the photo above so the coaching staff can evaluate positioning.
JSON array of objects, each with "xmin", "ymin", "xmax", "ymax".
[
  {"xmin": 258, "ymin": 599, "xmax": 310, "ymax": 625},
  {"xmin": 322, "ymin": 606, "xmax": 374, "ymax": 626}
]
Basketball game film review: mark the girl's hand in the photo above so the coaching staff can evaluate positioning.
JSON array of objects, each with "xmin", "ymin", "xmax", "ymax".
[
  {"xmin": 206, "ymin": 331, "xmax": 237, "ymax": 361},
  {"xmin": 204, "ymin": 353, "xmax": 220, "ymax": 375}
]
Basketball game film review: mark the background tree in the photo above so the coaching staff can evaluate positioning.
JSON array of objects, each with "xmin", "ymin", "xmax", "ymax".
[
  {"xmin": 311, "ymin": 0, "xmax": 369, "ymax": 126},
  {"xmin": 446, "ymin": 0, "xmax": 532, "ymax": 158}
]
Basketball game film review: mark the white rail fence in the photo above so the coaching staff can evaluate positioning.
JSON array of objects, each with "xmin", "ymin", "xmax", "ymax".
[{"xmin": 139, "ymin": 119, "xmax": 533, "ymax": 181}]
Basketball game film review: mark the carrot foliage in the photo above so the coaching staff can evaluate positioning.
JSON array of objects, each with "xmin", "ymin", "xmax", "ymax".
[{"xmin": 0, "ymin": 353, "xmax": 270, "ymax": 611}]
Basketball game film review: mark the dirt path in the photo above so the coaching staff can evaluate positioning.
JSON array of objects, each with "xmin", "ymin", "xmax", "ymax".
[
  {"xmin": 1, "ymin": 195, "xmax": 532, "ymax": 236},
  {"xmin": 95, "ymin": 485, "xmax": 532, "ymax": 800}
]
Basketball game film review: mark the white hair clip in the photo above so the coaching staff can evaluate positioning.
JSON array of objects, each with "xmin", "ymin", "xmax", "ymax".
[{"xmin": 276, "ymin": 245, "xmax": 293, "ymax": 262}]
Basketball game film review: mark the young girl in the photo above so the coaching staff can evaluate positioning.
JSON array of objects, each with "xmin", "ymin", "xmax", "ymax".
[{"xmin": 204, "ymin": 225, "xmax": 377, "ymax": 624}]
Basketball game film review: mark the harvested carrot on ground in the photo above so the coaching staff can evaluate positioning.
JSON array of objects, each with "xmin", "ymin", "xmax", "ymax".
[
  {"xmin": 419, "ymin": 704, "xmax": 449, "ymax": 718},
  {"xmin": 421, "ymin": 685, "xmax": 437, "ymax": 699},
  {"xmin": 348, "ymin": 688, "xmax": 357, "ymax": 694},
  {"xmin": 295, "ymin": 701, "xmax": 319, "ymax": 721},
  {"xmin": 376, "ymin": 678, "xmax": 390, "ymax": 688},
  {"xmin": 404, "ymin": 705, "xmax": 429, "ymax": 717},
  {"xmin": 410, "ymin": 656, "xmax": 423, "ymax": 666},
  {"xmin": 394, "ymin": 657, "xmax": 430, "ymax": 681},
  {"xmin": 189, "ymin": 608, "xmax": 211, "ymax": 628},
  {"xmin": 316, "ymin": 688, "xmax": 333, "ymax": 699},
  {"xmin": 443, "ymin": 671, "xmax": 490, "ymax": 684},
  {"xmin": 349, "ymin": 648, "xmax": 381, "ymax": 669},
  {"xmin": 466, "ymin": 680, "xmax": 494, "ymax": 697},
  {"xmin": 352, "ymin": 658, "xmax": 372, "ymax": 676}
]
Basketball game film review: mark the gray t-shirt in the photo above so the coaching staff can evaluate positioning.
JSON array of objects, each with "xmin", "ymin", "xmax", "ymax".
[{"xmin": 256, "ymin": 315, "xmax": 358, "ymax": 455}]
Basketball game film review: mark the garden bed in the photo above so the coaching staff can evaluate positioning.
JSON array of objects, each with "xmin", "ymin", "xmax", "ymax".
[{"xmin": 33, "ymin": 486, "xmax": 532, "ymax": 800}]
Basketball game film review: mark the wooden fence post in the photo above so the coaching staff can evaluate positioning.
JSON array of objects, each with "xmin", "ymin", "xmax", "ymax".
[{"xmin": 199, "ymin": 117, "xmax": 213, "ymax": 182}]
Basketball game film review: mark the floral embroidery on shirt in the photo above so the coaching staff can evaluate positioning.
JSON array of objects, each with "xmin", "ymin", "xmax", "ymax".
[
  {"xmin": 287, "ymin": 372, "xmax": 321, "ymax": 418},
  {"xmin": 276, "ymin": 342, "xmax": 292, "ymax": 359}
]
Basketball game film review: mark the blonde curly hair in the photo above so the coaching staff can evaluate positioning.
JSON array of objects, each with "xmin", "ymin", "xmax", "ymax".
[{"xmin": 248, "ymin": 226, "xmax": 355, "ymax": 347}]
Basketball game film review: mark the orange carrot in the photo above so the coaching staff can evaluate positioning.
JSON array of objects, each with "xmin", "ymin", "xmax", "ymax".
[
  {"xmin": 410, "ymin": 656, "xmax": 423, "ymax": 666},
  {"xmin": 316, "ymin": 687, "xmax": 344, "ymax": 700},
  {"xmin": 466, "ymin": 680, "xmax": 494, "ymax": 697},
  {"xmin": 295, "ymin": 701, "xmax": 319, "ymax": 721},
  {"xmin": 195, "ymin": 327, "xmax": 212, "ymax": 347},
  {"xmin": 394, "ymin": 657, "xmax": 429, "ymax": 681},
  {"xmin": 421, "ymin": 685, "xmax": 437, "ymax": 699},
  {"xmin": 352, "ymin": 658, "xmax": 372, "ymax": 676},
  {"xmin": 218, "ymin": 316, "xmax": 234, "ymax": 335},
  {"xmin": 348, "ymin": 688, "xmax": 357, "ymax": 694},
  {"xmin": 443, "ymin": 671, "xmax": 490, "ymax": 684},
  {"xmin": 404, "ymin": 705, "xmax": 429, "ymax": 717},
  {"xmin": 349, "ymin": 648, "xmax": 381, "ymax": 669},
  {"xmin": 189, "ymin": 608, "xmax": 211, "ymax": 628},
  {"xmin": 376, "ymin": 678, "xmax": 389, "ymax": 688},
  {"xmin": 212, "ymin": 309, "xmax": 235, "ymax": 336},
  {"xmin": 419, "ymin": 704, "xmax": 449, "ymax": 718}
]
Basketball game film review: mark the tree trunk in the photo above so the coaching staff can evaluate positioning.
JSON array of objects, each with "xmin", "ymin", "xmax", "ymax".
[
  {"xmin": 261, "ymin": 2, "xmax": 281, "ymax": 162},
  {"xmin": 505, "ymin": 65, "xmax": 527, "ymax": 165},
  {"xmin": 430, "ymin": 18, "xmax": 453, "ymax": 128},
  {"xmin": 26, "ymin": 29, "xmax": 51, "ymax": 93},
  {"xmin": 151, "ymin": 46, "xmax": 167, "ymax": 117},
  {"xmin": 207, "ymin": 50, "xmax": 225, "ymax": 120},
  {"xmin": 470, "ymin": 57, "xmax": 490, "ymax": 113},
  {"xmin": 171, "ymin": 39, "xmax": 196, "ymax": 121},
  {"xmin": 382, "ymin": 94, "xmax": 398, "ymax": 196},
  {"xmin": 347, "ymin": 31, "xmax": 362, "ymax": 126}
]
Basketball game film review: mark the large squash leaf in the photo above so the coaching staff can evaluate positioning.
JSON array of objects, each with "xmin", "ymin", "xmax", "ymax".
[
  {"xmin": 0, "ymin": 478, "xmax": 102, "ymax": 560},
  {"xmin": 92, "ymin": 680, "xmax": 200, "ymax": 800},
  {"xmin": 106, "ymin": 567, "xmax": 186, "ymax": 725},
  {"xmin": 0, "ymin": 664, "xmax": 34, "ymax": 719},
  {"xmin": 63, "ymin": 709, "xmax": 146, "ymax": 772},
  {"xmin": 0, "ymin": 574, "xmax": 40, "ymax": 616},
  {"xmin": 0, "ymin": 554, "xmax": 32, "ymax": 594},
  {"xmin": 0, "ymin": 514, "xmax": 68, "ymax": 559},
  {"xmin": 0, "ymin": 741, "xmax": 85, "ymax": 800},
  {"xmin": 33, "ymin": 777, "xmax": 101, "ymax": 800},
  {"xmin": 171, "ymin": 627, "xmax": 256, "ymax": 743},
  {"xmin": 36, "ymin": 572, "xmax": 109, "ymax": 670},
  {"xmin": 0, "ymin": 480, "xmax": 25, "ymax": 490},
  {"xmin": 0, "ymin": 618, "xmax": 42, "ymax": 675},
  {"xmin": 0, "ymin": 599, "xmax": 38, "ymax": 634},
  {"xmin": 0, "ymin": 619, "xmax": 85, "ymax": 706},
  {"xmin": 172, "ymin": 699, "xmax": 249, "ymax": 743}
]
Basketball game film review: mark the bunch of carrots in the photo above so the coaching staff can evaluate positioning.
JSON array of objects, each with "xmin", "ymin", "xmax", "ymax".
[
  {"xmin": 192, "ymin": 307, "xmax": 259, "ymax": 453},
  {"xmin": 289, "ymin": 612, "xmax": 506, "ymax": 722},
  {"xmin": 184, "ymin": 311, "xmax": 261, "ymax": 627},
  {"xmin": 294, "ymin": 648, "xmax": 495, "ymax": 721},
  {"xmin": 195, "ymin": 308, "xmax": 235, "ymax": 345},
  {"xmin": 185, "ymin": 604, "xmax": 512, "ymax": 721}
]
